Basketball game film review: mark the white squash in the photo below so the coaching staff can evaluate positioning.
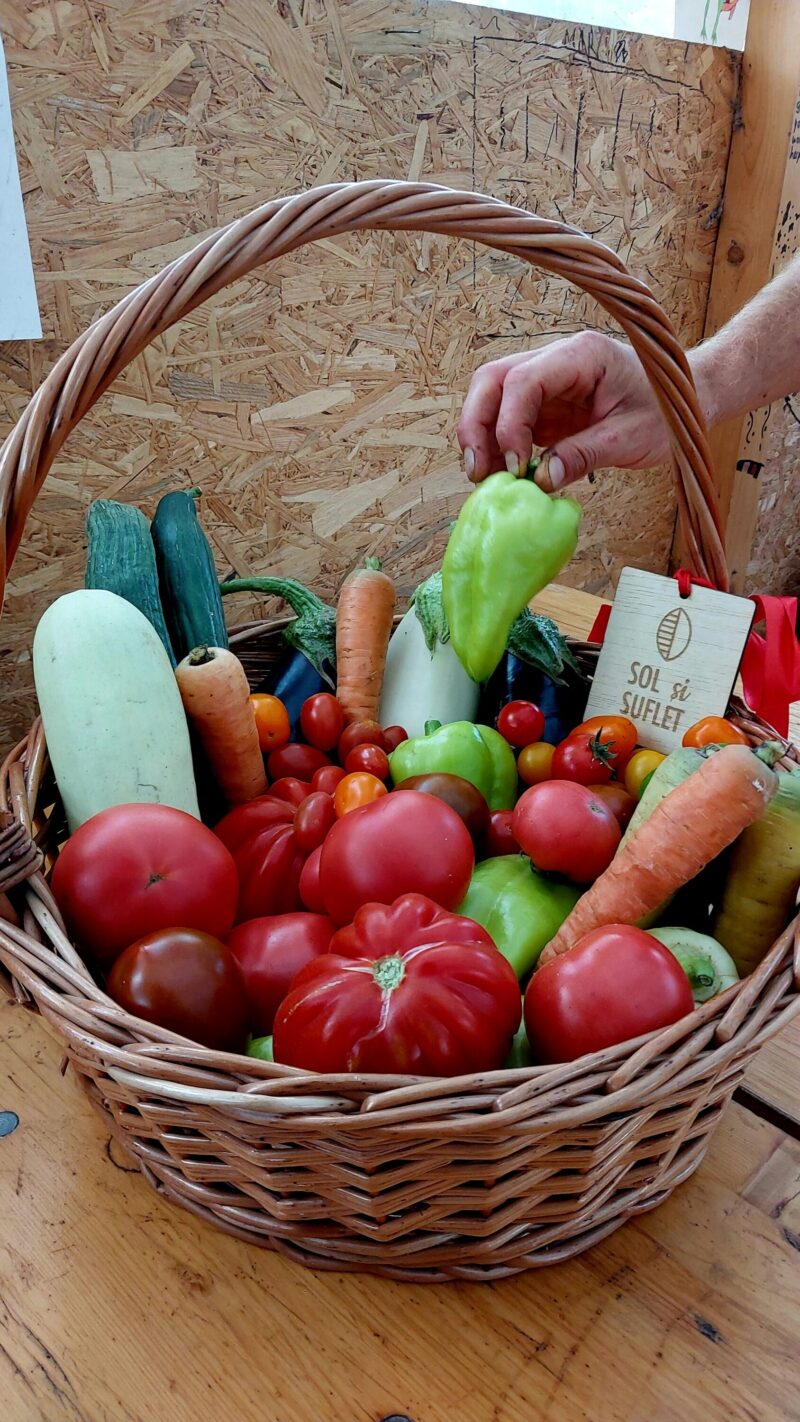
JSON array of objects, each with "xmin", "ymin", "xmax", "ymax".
[
  {"xmin": 33, "ymin": 589, "xmax": 200, "ymax": 831},
  {"xmin": 378, "ymin": 573, "xmax": 479, "ymax": 739}
]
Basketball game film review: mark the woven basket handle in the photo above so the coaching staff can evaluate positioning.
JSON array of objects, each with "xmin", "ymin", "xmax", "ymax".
[{"xmin": 0, "ymin": 180, "xmax": 728, "ymax": 598}]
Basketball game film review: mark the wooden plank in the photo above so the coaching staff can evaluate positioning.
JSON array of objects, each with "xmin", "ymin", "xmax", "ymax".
[
  {"xmin": 0, "ymin": 1007, "xmax": 799, "ymax": 1422},
  {"xmin": 696, "ymin": 0, "xmax": 800, "ymax": 589}
]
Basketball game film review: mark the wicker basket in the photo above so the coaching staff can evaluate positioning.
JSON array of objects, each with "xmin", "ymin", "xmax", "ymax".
[{"xmin": 1, "ymin": 182, "xmax": 799, "ymax": 1283}]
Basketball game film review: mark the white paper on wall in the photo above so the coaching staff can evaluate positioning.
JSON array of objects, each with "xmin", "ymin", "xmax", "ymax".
[{"xmin": 0, "ymin": 34, "xmax": 41, "ymax": 341}]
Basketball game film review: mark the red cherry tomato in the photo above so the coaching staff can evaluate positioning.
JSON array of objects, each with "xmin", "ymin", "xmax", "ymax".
[
  {"xmin": 51, "ymin": 804, "xmax": 238, "ymax": 966},
  {"xmin": 333, "ymin": 772, "xmax": 388, "ymax": 818},
  {"xmin": 107, "ymin": 929, "xmax": 250, "ymax": 1052},
  {"xmin": 298, "ymin": 845, "xmax": 325, "ymax": 913},
  {"xmin": 311, "ymin": 764, "xmax": 347, "ymax": 796},
  {"xmin": 344, "ymin": 744, "xmax": 390, "ymax": 781},
  {"xmin": 293, "ymin": 791, "xmax": 336, "ymax": 851},
  {"xmin": 338, "ymin": 720, "xmax": 388, "ymax": 762},
  {"xmin": 299, "ymin": 693, "xmax": 346, "ymax": 752},
  {"xmin": 512, "ymin": 781, "xmax": 620, "ymax": 884},
  {"xmin": 551, "ymin": 731, "xmax": 617, "ymax": 786},
  {"xmin": 267, "ymin": 743, "xmax": 331, "ymax": 782},
  {"xmin": 227, "ymin": 912, "xmax": 335, "ymax": 1035},
  {"xmin": 497, "ymin": 700, "xmax": 546, "ymax": 749},
  {"xmin": 267, "ymin": 777, "xmax": 311, "ymax": 807},
  {"xmin": 572, "ymin": 715, "xmax": 638, "ymax": 769},
  {"xmin": 524, "ymin": 925, "xmax": 694, "ymax": 1063},
  {"xmin": 382, "ymin": 725, "xmax": 409, "ymax": 752},
  {"xmin": 589, "ymin": 782, "xmax": 637, "ymax": 830},
  {"xmin": 319, "ymin": 790, "xmax": 475, "ymax": 925},
  {"xmin": 480, "ymin": 809, "xmax": 518, "ymax": 859},
  {"xmin": 249, "ymin": 694, "xmax": 290, "ymax": 752},
  {"xmin": 517, "ymin": 742, "xmax": 555, "ymax": 786}
]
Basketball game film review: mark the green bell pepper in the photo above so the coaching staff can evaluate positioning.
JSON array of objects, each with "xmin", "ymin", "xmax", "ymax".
[
  {"xmin": 443, "ymin": 471, "xmax": 581, "ymax": 682},
  {"xmin": 247, "ymin": 1035, "xmax": 274, "ymax": 1062},
  {"xmin": 648, "ymin": 928, "xmax": 739, "ymax": 1005},
  {"xmin": 389, "ymin": 719, "xmax": 517, "ymax": 810},
  {"xmin": 458, "ymin": 855, "xmax": 582, "ymax": 978}
]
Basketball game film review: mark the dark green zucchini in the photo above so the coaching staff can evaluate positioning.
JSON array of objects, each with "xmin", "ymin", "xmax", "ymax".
[
  {"xmin": 151, "ymin": 489, "xmax": 228, "ymax": 660},
  {"xmin": 85, "ymin": 499, "xmax": 176, "ymax": 665}
]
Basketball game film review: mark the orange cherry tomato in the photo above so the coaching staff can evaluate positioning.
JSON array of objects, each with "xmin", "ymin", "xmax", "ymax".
[
  {"xmin": 682, "ymin": 715, "xmax": 748, "ymax": 749},
  {"xmin": 249, "ymin": 694, "xmax": 290, "ymax": 752},
  {"xmin": 572, "ymin": 715, "xmax": 638, "ymax": 769},
  {"xmin": 517, "ymin": 742, "xmax": 555, "ymax": 786},
  {"xmin": 333, "ymin": 772, "xmax": 388, "ymax": 818}
]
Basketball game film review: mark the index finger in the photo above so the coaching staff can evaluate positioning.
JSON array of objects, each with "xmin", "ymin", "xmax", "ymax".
[{"xmin": 457, "ymin": 352, "xmax": 536, "ymax": 481}]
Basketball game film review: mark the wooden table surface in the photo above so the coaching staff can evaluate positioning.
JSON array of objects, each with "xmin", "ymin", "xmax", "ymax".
[{"xmin": 2, "ymin": 583, "xmax": 799, "ymax": 1422}]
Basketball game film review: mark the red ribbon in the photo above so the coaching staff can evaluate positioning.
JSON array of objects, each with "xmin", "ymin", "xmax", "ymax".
[{"xmin": 587, "ymin": 570, "xmax": 800, "ymax": 737}]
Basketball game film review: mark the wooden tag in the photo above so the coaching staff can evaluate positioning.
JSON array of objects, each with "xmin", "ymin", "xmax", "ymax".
[{"xmin": 583, "ymin": 568, "xmax": 755, "ymax": 753}]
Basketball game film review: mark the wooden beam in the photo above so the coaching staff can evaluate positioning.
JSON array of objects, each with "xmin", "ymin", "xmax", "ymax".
[{"xmin": 697, "ymin": 0, "xmax": 800, "ymax": 590}]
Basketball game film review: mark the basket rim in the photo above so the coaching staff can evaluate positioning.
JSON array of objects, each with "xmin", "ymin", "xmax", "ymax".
[{"xmin": 1, "ymin": 627, "xmax": 798, "ymax": 1130}]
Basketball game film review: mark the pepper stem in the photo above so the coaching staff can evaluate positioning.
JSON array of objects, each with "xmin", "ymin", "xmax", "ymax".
[{"xmin": 424, "ymin": 720, "xmax": 442, "ymax": 736}]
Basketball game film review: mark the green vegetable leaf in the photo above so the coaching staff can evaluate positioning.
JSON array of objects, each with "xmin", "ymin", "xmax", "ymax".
[
  {"xmin": 506, "ymin": 609, "xmax": 584, "ymax": 685},
  {"xmin": 220, "ymin": 576, "xmax": 336, "ymax": 685},
  {"xmin": 412, "ymin": 571, "xmax": 450, "ymax": 654}
]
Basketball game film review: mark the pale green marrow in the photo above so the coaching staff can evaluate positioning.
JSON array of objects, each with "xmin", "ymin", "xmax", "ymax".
[{"xmin": 34, "ymin": 590, "xmax": 199, "ymax": 831}]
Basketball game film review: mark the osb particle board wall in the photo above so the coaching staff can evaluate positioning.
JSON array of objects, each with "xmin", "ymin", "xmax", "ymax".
[{"xmin": 1, "ymin": 0, "xmax": 736, "ymax": 746}]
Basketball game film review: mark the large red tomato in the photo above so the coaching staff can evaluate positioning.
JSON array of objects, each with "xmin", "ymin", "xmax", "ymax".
[
  {"xmin": 227, "ymin": 913, "xmax": 335, "ymax": 1034},
  {"xmin": 215, "ymin": 794, "xmax": 313, "ymax": 923},
  {"xmin": 51, "ymin": 804, "xmax": 238, "ymax": 965},
  {"xmin": 512, "ymin": 781, "xmax": 620, "ymax": 884},
  {"xmin": 273, "ymin": 894, "xmax": 521, "ymax": 1075},
  {"xmin": 318, "ymin": 790, "xmax": 474, "ymax": 925},
  {"xmin": 107, "ymin": 928, "xmax": 250, "ymax": 1052},
  {"xmin": 524, "ymin": 925, "xmax": 694, "ymax": 1063}
]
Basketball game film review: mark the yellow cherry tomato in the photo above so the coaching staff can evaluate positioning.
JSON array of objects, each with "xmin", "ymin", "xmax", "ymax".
[
  {"xmin": 517, "ymin": 742, "xmax": 556, "ymax": 786},
  {"xmin": 333, "ymin": 772, "xmax": 388, "ymax": 817},
  {"xmin": 249, "ymin": 694, "xmax": 290, "ymax": 752},
  {"xmin": 623, "ymin": 748, "xmax": 666, "ymax": 800}
]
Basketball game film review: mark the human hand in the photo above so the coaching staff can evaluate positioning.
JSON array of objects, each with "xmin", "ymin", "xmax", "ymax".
[{"xmin": 457, "ymin": 332, "xmax": 673, "ymax": 491}]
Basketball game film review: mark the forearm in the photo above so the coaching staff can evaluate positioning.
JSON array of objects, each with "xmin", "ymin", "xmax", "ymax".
[{"xmin": 691, "ymin": 252, "xmax": 800, "ymax": 428}]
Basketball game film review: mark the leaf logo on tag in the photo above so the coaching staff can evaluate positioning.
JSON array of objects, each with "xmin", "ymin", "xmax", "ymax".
[{"xmin": 655, "ymin": 607, "xmax": 692, "ymax": 661}]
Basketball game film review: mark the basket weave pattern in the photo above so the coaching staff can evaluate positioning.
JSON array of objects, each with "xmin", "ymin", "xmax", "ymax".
[{"xmin": 0, "ymin": 183, "xmax": 798, "ymax": 1281}]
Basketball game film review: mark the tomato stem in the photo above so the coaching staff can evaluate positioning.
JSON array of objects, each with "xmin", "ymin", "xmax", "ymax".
[{"xmin": 372, "ymin": 955, "xmax": 405, "ymax": 992}]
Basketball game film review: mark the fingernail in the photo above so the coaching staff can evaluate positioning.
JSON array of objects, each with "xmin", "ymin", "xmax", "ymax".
[
  {"xmin": 464, "ymin": 447, "xmax": 475, "ymax": 481},
  {"xmin": 504, "ymin": 451, "xmax": 519, "ymax": 476},
  {"xmin": 548, "ymin": 455, "xmax": 566, "ymax": 489}
]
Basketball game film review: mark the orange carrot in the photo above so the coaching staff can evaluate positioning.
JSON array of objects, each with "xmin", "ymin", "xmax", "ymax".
[
  {"xmin": 540, "ymin": 744, "xmax": 778, "ymax": 965},
  {"xmin": 175, "ymin": 646, "xmax": 267, "ymax": 805},
  {"xmin": 335, "ymin": 557, "xmax": 396, "ymax": 724}
]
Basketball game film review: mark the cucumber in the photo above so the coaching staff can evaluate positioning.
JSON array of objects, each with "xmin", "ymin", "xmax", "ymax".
[
  {"xmin": 33, "ymin": 590, "xmax": 199, "ymax": 832},
  {"xmin": 85, "ymin": 500, "xmax": 176, "ymax": 666},
  {"xmin": 151, "ymin": 489, "xmax": 228, "ymax": 660}
]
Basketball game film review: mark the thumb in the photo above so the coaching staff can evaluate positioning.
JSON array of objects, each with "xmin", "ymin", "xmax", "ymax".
[{"xmin": 534, "ymin": 422, "xmax": 623, "ymax": 492}]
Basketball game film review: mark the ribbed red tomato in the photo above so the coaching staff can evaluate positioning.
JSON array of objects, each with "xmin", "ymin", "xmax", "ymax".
[
  {"xmin": 215, "ymin": 792, "xmax": 320, "ymax": 922},
  {"xmin": 273, "ymin": 894, "xmax": 521, "ymax": 1075}
]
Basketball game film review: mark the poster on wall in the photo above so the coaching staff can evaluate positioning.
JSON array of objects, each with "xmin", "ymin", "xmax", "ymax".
[
  {"xmin": 0, "ymin": 34, "xmax": 41, "ymax": 341},
  {"xmin": 673, "ymin": 0, "xmax": 750, "ymax": 48}
]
